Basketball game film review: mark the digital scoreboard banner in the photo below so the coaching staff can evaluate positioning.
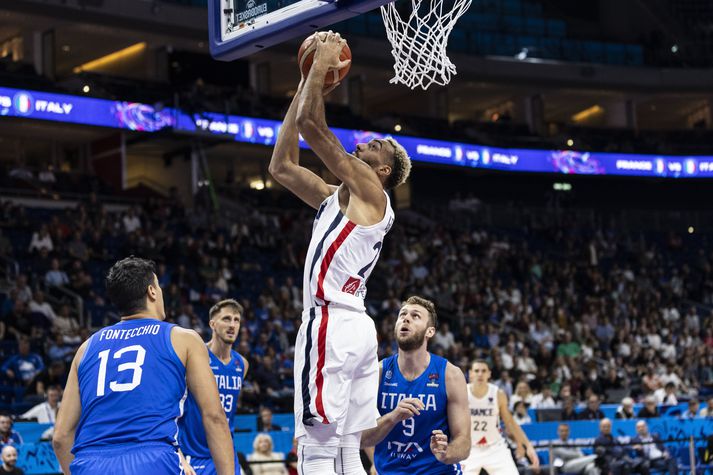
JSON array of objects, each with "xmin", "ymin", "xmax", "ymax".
[{"xmin": 2, "ymin": 85, "xmax": 713, "ymax": 178}]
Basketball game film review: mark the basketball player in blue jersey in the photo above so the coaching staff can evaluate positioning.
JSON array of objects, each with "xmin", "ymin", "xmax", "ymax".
[
  {"xmin": 363, "ymin": 296, "xmax": 471, "ymax": 475},
  {"xmin": 269, "ymin": 31, "xmax": 411, "ymax": 475},
  {"xmin": 179, "ymin": 299, "xmax": 248, "ymax": 474},
  {"xmin": 52, "ymin": 257, "xmax": 235, "ymax": 475}
]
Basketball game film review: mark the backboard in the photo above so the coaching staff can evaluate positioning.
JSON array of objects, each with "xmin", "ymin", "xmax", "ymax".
[{"xmin": 208, "ymin": 0, "xmax": 390, "ymax": 61}]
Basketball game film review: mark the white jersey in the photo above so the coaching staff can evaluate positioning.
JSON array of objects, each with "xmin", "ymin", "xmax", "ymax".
[
  {"xmin": 302, "ymin": 188, "xmax": 394, "ymax": 312},
  {"xmin": 468, "ymin": 383, "xmax": 504, "ymax": 448}
]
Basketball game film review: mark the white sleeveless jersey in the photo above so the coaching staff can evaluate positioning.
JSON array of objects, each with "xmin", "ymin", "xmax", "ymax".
[
  {"xmin": 468, "ymin": 383, "xmax": 504, "ymax": 448},
  {"xmin": 302, "ymin": 188, "xmax": 394, "ymax": 312}
]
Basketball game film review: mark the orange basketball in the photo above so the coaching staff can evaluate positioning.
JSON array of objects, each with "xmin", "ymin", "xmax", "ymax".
[{"xmin": 297, "ymin": 33, "xmax": 352, "ymax": 87}]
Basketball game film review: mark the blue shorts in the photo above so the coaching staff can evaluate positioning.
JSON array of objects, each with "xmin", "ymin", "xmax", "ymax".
[
  {"xmin": 71, "ymin": 443, "xmax": 183, "ymax": 475},
  {"xmin": 187, "ymin": 455, "xmax": 240, "ymax": 475}
]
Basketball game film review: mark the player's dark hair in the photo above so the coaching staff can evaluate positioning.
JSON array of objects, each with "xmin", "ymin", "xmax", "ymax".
[
  {"xmin": 402, "ymin": 295, "xmax": 437, "ymax": 328},
  {"xmin": 106, "ymin": 256, "xmax": 156, "ymax": 316},
  {"xmin": 471, "ymin": 359, "xmax": 490, "ymax": 370},
  {"xmin": 209, "ymin": 298, "xmax": 244, "ymax": 319}
]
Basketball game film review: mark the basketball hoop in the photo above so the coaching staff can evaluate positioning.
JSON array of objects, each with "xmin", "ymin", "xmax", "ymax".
[{"xmin": 380, "ymin": 0, "xmax": 472, "ymax": 89}]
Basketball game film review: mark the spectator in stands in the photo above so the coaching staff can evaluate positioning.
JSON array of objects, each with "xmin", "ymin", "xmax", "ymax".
[
  {"xmin": 579, "ymin": 394, "xmax": 605, "ymax": 420},
  {"xmin": 122, "ymin": 207, "xmax": 142, "ymax": 233},
  {"xmin": 515, "ymin": 347, "xmax": 538, "ymax": 378},
  {"xmin": 681, "ymin": 398, "xmax": 701, "ymax": 419},
  {"xmin": 38, "ymin": 163, "xmax": 55, "ymax": 185},
  {"xmin": 0, "ymin": 445, "xmax": 23, "ymax": 475},
  {"xmin": 512, "ymin": 401, "xmax": 532, "ymax": 425},
  {"xmin": 46, "ymin": 334, "xmax": 75, "ymax": 364},
  {"xmin": 27, "ymin": 361, "xmax": 66, "ymax": 400},
  {"xmin": 52, "ymin": 305, "xmax": 79, "ymax": 338},
  {"xmin": 247, "ymin": 433, "xmax": 287, "ymax": 475},
  {"xmin": 561, "ymin": 397, "xmax": 578, "ymax": 421},
  {"xmin": 0, "ymin": 338, "xmax": 44, "ymax": 384},
  {"xmin": 67, "ymin": 231, "xmax": 89, "ymax": 262},
  {"xmin": 654, "ymin": 382, "xmax": 678, "ymax": 406},
  {"xmin": 20, "ymin": 385, "xmax": 61, "ymax": 424},
  {"xmin": 557, "ymin": 331, "xmax": 581, "ymax": 358},
  {"xmin": 10, "ymin": 276, "xmax": 31, "ymax": 305},
  {"xmin": 0, "ymin": 415, "xmax": 22, "ymax": 447},
  {"xmin": 28, "ymin": 225, "xmax": 53, "ymax": 254},
  {"xmin": 432, "ymin": 322, "xmax": 455, "ymax": 352},
  {"xmin": 642, "ymin": 367, "xmax": 662, "ymax": 394},
  {"xmin": 530, "ymin": 385, "xmax": 557, "ymax": 409},
  {"xmin": 495, "ymin": 370, "xmax": 513, "ymax": 399},
  {"xmin": 256, "ymin": 406, "xmax": 282, "ymax": 432},
  {"xmin": 27, "ymin": 291, "xmax": 56, "ymax": 323},
  {"xmin": 632, "ymin": 420, "xmax": 677, "ymax": 475},
  {"xmin": 615, "ymin": 397, "xmax": 636, "ymax": 419},
  {"xmin": 700, "ymin": 397, "xmax": 713, "ymax": 417},
  {"xmin": 637, "ymin": 396, "xmax": 661, "ymax": 418},
  {"xmin": 594, "ymin": 418, "xmax": 645, "ymax": 475},
  {"xmin": 44, "ymin": 259, "xmax": 69, "ymax": 287},
  {"xmin": 510, "ymin": 381, "xmax": 533, "ymax": 410},
  {"xmin": 552, "ymin": 423, "xmax": 598, "ymax": 475}
]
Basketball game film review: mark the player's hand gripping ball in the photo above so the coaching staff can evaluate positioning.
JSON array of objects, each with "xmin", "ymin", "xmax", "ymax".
[{"xmin": 298, "ymin": 31, "xmax": 352, "ymax": 88}]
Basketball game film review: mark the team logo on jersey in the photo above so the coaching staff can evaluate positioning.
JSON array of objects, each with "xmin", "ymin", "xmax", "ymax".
[
  {"xmin": 476, "ymin": 436, "xmax": 488, "ymax": 446},
  {"xmin": 426, "ymin": 372, "xmax": 439, "ymax": 388},
  {"xmin": 488, "ymin": 397, "xmax": 493, "ymax": 403},
  {"xmin": 387, "ymin": 441, "xmax": 423, "ymax": 461},
  {"xmin": 385, "ymin": 370, "xmax": 393, "ymax": 379},
  {"xmin": 341, "ymin": 276, "xmax": 362, "ymax": 295}
]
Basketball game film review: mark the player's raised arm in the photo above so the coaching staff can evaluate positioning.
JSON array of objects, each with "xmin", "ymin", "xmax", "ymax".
[
  {"xmin": 296, "ymin": 32, "xmax": 386, "ymax": 209},
  {"xmin": 52, "ymin": 341, "xmax": 88, "ymax": 474},
  {"xmin": 497, "ymin": 389, "xmax": 540, "ymax": 470},
  {"xmin": 174, "ymin": 328, "xmax": 235, "ymax": 475},
  {"xmin": 431, "ymin": 362, "xmax": 471, "ymax": 464},
  {"xmin": 268, "ymin": 78, "xmax": 336, "ymax": 210}
]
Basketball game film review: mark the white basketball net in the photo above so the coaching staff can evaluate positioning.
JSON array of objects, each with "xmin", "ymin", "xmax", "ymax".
[{"xmin": 381, "ymin": 0, "xmax": 471, "ymax": 89}]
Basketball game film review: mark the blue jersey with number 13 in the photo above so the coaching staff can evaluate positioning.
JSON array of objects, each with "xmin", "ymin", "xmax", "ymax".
[
  {"xmin": 73, "ymin": 319, "xmax": 187, "ymax": 454},
  {"xmin": 178, "ymin": 348, "xmax": 244, "ymax": 458}
]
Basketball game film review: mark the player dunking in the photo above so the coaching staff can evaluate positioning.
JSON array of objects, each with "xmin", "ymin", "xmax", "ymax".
[
  {"xmin": 179, "ymin": 299, "xmax": 248, "ymax": 474},
  {"xmin": 269, "ymin": 31, "xmax": 411, "ymax": 475},
  {"xmin": 362, "ymin": 296, "xmax": 470, "ymax": 475},
  {"xmin": 462, "ymin": 360, "xmax": 539, "ymax": 474},
  {"xmin": 52, "ymin": 257, "xmax": 234, "ymax": 475}
]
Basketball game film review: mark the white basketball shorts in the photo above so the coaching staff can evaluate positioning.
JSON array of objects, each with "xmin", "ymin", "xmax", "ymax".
[
  {"xmin": 461, "ymin": 441, "xmax": 519, "ymax": 475},
  {"xmin": 293, "ymin": 305, "xmax": 379, "ymax": 446}
]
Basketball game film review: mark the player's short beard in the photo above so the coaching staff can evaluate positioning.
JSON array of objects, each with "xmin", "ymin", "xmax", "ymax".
[{"xmin": 396, "ymin": 327, "xmax": 427, "ymax": 352}]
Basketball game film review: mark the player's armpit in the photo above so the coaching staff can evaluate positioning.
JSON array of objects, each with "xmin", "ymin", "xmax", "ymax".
[
  {"xmin": 441, "ymin": 362, "xmax": 471, "ymax": 464},
  {"xmin": 52, "ymin": 340, "xmax": 88, "ymax": 474},
  {"xmin": 175, "ymin": 328, "xmax": 235, "ymax": 475},
  {"xmin": 497, "ymin": 389, "xmax": 539, "ymax": 468},
  {"xmin": 269, "ymin": 160, "xmax": 336, "ymax": 210}
]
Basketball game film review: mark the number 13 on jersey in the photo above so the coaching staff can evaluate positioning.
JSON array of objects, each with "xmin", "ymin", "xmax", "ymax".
[{"xmin": 96, "ymin": 345, "xmax": 147, "ymax": 396}]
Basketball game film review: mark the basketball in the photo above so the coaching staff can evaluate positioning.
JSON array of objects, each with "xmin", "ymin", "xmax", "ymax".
[{"xmin": 297, "ymin": 33, "xmax": 352, "ymax": 87}]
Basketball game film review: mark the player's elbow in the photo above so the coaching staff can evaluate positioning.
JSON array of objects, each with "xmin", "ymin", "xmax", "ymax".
[
  {"xmin": 451, "ymin": 440, "xmax": 471, "ymax": 462},
  {"xmin": 203, "ymin": 410, "xmax": 230, "ymax": 432},
  {"xmin": 267, "ymin": 160, "xmax": 286, "ymax": 179},
  {"xmin": 295, "ymin": 114, "xmax": 320, "ymax": 138},
  {"xmin": 52, "ymin": 430, "xmax": 70, "ymax": 452},
  {"xmin": 360, "ymin": 431, "xmax": 378, "ymax": 449}
]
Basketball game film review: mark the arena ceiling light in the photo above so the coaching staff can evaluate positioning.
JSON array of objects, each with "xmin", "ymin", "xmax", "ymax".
[
  {"xmin": 571, "ymin": 105, "xmax": 604, "ymax": 124},
  {"xmin": 72, "ymin": 42, "xmax": 147, "ymax": 74}
]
